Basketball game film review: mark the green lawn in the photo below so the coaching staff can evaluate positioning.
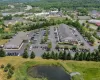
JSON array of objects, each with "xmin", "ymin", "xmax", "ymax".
[
  {"xmin": 0, "ymin": 57, "xmax": 100, "ymax": 80},
  {"xmin": 66, "ymin": 61, "xmax": 100, "ymax": 80}
]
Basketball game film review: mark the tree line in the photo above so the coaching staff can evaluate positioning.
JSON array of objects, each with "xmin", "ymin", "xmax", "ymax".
[
  {"xmin": 41, "ymin": 49, "xmax": 100, "ymax": 62},
  {"xmin": 22, "ymin": 48, "xmax": 35, "ymax": 59},
  {"xmin": 1, "ymin": 46, "xmax": 100, "ymax": 62},
  {"xmin": 24, "ymin": 18, "xmax": 95, "ymax": 45},
  {"xmin": 27, "ymin": 0, "xmax": 100, "ymax": 10}
]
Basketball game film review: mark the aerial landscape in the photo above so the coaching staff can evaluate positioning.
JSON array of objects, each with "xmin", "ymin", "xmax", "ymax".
[{"xmin": 0, "ymin": 0, "xmax": 100, "ymax": 80}]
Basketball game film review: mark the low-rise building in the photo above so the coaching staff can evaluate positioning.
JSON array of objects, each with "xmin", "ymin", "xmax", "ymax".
[
  {"xmin": 4, "ymin": 31, "xmax": 29, "ymax": 49},
  {"xmin": 58, "ymin": 24, "xmax": 78, "ymax": 44}
]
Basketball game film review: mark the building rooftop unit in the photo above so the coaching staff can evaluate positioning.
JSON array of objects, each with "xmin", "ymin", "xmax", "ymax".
[
  {"xmin": 4, "ymin": 31, "xmax": 29, "ymax": 49},
  {"xmin": 58, "ymin": 24, "xmax": 77, "ymax": 42}
]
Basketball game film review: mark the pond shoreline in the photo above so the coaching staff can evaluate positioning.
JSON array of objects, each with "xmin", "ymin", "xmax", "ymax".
[{"xmin": 27, "ymin": 64, "xmax": 71, "ymax": 80}]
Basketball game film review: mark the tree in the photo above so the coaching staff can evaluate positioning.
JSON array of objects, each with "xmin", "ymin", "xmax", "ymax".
[
  {"xmin": 74, "ymin": 52, "xmax": 79, "ymax": 60},
  {"xmin": 72, "ymin": 45, "xmax": 77, "ymax": 50},
  {"xmin": 51, "ymin": 51, "xmax": 55, "ymax": 59},
  {"xmin": 0, "ymin": 49, "xmax": 6, "ymax": 57},
  {"xmin": 86, "ymin": 20, "xmax": 88, "ymax": 23},
  {"xmin": 79, "ymin": 53, "xmax": 83, "ymax": 61},
  {"xmin": 47, "ymin": 42, "xmax": 52, "ymax": 51},
  {"xmin": 83, "ymin": 53, "xmax": 87, "ymax": 60},
  {"xmin": 90, "ymin": 37, "xmax": 95, "ymax": 44},
  {"xmin": 22, "ymin": 49, "xmax": 28, "ymax": 58},
  {"xmin": 98, "ymin": 45, "xmax": 100, "ymax": 51},
  {"xmin": 86, "ymin": 24, "xmax": 90, "ymax": 28},
  {"xmin": 67, "ymin": 52, "xmax": 72, "ymax": 60},
  {"xmin": 86, "ymin": 52, "xmax": 91, "ymax": 61},
  {"xmin": 97, "ymin": 27, "xmax": 100, "ymax": 31},
  {"xmin": 42, "ymin": 52, "xmax": 47, "ymax": 59},
  {"xmin": 9, "ymin": 68, "xmax": 14, "ymax": 75},
  {"xmin": 3, "ymin": 15, "xmax": 12, "ymax": 20},
  {"xmin": 55, "ymin": 53, "xmax": 58, "ymax": 60},
  {"xmin": 94, "ymin": 50, "xmax": 100, "ymax": 61},
  {"xmin": 41, "ymin": 39, "xmax": 45, "ymax": 44},
  {"xmin": 4, "ymin": 66, "xmax": 8, "ymax": 72},
  {"xmin": 46, "ymin": 52, "xmax": 50, "ymax": 59},
  {"xmin": 82, "ymin": 23, "xmax": 85, "ymax": 26},
  {"xmin": 59, "ymin": 51, "xmax": 63, "ymax": 59},
  {"xmin": 63, "ymin": 50, "xmax": 67, "ymax": 60},
  {"xmin": 6, "ymin": 63, "xmax": 11, "ymax": 68},
  {"xmin": 7, "ymin": 71, "xmax": 12, "ymax": 79},
  {"xmin": 30, "ymin": 51, "xmax": 35, "ymax": 59},
  {"xmin": 91, "ymin": 52, "xmax": 95, "ymax": 61},
  {"xmin": 55, "ymin": 44, "xmax": 59, "ymax": 50}
]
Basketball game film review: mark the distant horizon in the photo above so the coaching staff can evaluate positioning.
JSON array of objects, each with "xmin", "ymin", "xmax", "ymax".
[{"xmin": 0, "ymin": 0, "xmax": 40, "ymax": 3}]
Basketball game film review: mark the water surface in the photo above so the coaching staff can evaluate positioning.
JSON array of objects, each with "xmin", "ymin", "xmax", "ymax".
[{"xmin": 27, "ymin": 65, "xmax": 71, "ymax": 80}]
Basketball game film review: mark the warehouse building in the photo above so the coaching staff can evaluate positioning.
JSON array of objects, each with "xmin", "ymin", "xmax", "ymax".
[{"xmin": 58, "ymin": 24, "xmax": 78, "ymax": 44}]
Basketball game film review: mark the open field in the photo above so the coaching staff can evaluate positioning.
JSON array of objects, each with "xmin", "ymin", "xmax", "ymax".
[
  {"xmin": 66, "ymin": 61, "xmax": 100, "ymax": 80},
  {"xmin": 0, "ymin": 57, "xmax": 100, "ymax": 80}
]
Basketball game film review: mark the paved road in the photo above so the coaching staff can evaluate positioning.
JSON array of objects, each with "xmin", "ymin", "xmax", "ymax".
[
  {"xmin": 28, "ymin": 30, "xmax": 47, "ymax": 57},
  {"xmin": 49, "ymin": 26, "xmax": 56, "ymax": 51},
  {"xmin": 67, "ymin": 14, "xmax": 97, "ymax": 52},
  {"xmin": 74, "ymin": 28, "xmax": 95, "ymax": 52}
]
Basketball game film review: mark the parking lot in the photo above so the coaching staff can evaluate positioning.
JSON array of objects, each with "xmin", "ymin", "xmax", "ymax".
[
  {"xmin": 27, "ymin": 25, "xmax": 92, "ymax": 57},
  {"xmin": 5, "ymin": 24, "xmax": 98, "ymax": 57}
]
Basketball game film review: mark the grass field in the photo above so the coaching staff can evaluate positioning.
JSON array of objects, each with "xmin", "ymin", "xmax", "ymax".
[{"xmin": 0, "ymin": 57, "xmax": 100, "ymax": 80}]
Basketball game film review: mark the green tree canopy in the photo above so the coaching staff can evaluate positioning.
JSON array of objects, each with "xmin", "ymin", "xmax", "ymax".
[{"xmin": 30, "ymin": 51, "xmax": 35, "ymax": 59}]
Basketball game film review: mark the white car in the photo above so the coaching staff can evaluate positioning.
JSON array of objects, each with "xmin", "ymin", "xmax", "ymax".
[{"xmin": 29, "ymin": 46, "xmax": 32, "ymax": 50}]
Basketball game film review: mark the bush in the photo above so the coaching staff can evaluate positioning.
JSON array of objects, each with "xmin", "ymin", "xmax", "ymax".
[
  {"xmin": 11, "ymin": 66, "xmax": 15, "ymax": 70},
  {"xmin": 7, "ymin": 72, "xmax": 12, "ymax": 79},
  {"xmin": 9, "ymin": 68, "xmax": 14, "ymax": 75},
  {"xmin": 1, "ymin": 64, "xmax": 4, "ymax": 68},
  {"xmin": 6, "ymin": 63, "xmax": 11, "ymax": 68},
  {"xmin": 4, "ymin": 66, "xmax": 8, "ymax": 72}
]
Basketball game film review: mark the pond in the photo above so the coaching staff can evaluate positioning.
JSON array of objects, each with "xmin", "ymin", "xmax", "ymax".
[{"xmin": 27, "ymin": 65, "xmax": 71, "ymax": 80}]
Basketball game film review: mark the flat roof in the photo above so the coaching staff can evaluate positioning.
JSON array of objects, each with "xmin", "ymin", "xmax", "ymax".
[
  {"xmin": 78, "ymin": 16, "xmax": 91, "ymax": 20},
  {"xmin": 4, "ymin": 31, "xmax": 28, "ymax": 49}
]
